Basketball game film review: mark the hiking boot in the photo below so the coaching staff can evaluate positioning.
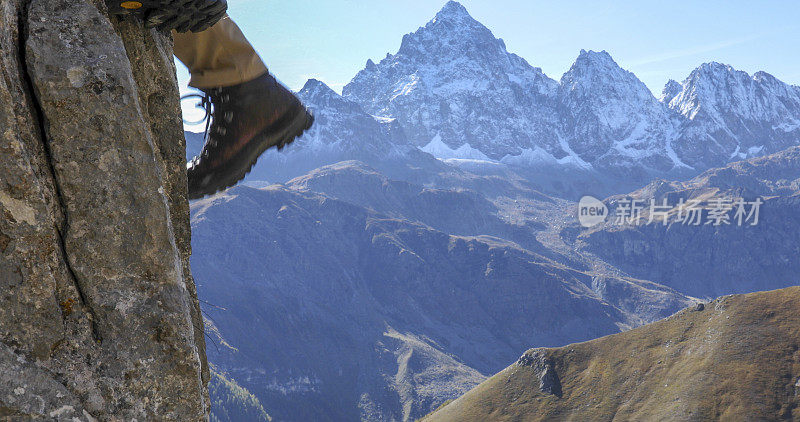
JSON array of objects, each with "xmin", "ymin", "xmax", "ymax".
[
  {"xmin": 106, "ymin": 0, "xmax": 228, "ymax": 33},
  {"xmin": 186, "ymin": 73, "xmax": 314, "ymax": 200}
]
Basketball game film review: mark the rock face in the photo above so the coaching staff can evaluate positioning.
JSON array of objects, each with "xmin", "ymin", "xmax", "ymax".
[
  {"xmin": 0, "ymin": 0, "xmax": 207, "ymax": 419},
  {"xmin": 425, "ymin": 287, "xmax": 800, "ymax": 421},
  {"xmin": 515, "ymin": 350, "xmax": 561, "ymax": 397}
]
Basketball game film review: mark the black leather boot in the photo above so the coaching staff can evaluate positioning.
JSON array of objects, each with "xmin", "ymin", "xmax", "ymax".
[{"xmin": 186, "ymin": 73, "xmax": 314, "ymax": 199}]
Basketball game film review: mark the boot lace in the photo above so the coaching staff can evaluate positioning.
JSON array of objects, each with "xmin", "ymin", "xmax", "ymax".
[
  {"xmin": 182, "ymin": 92, "xmax": 215, "ymax": 144},
  {"xmin": 182, "ymin": 89, "xmax": 232, "ymax": 165}
]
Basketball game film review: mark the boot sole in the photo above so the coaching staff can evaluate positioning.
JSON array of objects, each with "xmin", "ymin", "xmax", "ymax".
[
  {"xmin": 106, "ymin": 0, "xmax": 227, "ymax": 33},
  {"xmin": 188, "ymin": 105, "xmax": 314, "ymax": 200}
]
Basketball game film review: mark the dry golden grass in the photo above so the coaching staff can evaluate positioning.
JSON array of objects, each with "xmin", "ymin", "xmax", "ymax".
[{"xmin": 425, "ymin": 287, "xmax": 800, "ymax": 421}]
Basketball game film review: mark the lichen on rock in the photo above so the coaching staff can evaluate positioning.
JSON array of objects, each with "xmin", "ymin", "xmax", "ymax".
[{"xmin": 0, "ymin": 0, "xmax": 208, "ymax": 419}]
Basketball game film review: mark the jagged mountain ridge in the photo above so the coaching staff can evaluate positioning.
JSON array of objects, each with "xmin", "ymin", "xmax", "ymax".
[
  {"xmin": 187, "ymin": 2, "xmax": 800, "ymax": 199},
  {"xmin": 667, "ymin": 62, "xmax": 800, "ymax": 169},
  {"xmin": 344, "ymin": 1, "xmax": 562, "ymax": 162},
  {"xmin": 339, "ymin": 1, "xmax": 800, "ymax": 182}
]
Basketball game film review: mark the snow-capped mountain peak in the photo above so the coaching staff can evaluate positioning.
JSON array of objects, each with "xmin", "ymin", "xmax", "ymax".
[
  {"xmin": 343, "ymin": 1, "xmax": 560, "ymax": 160},
  {"xmin": 660, "ymin": 79, "xmax": 682, "ymax": 103},
  {"xmin": 560, "ymin": 50, "xmax": 650, "ymax": 99},
  {"xmin": 570, "ymin": 49, "xmax": 619, "ymax": 72},
  {"xmin": 300, "ymin": 79, "xmax": 364, "ymax": 115},
  {"xmin": 556, "ymin": 50, "xmax": 686, "ymax": 173},
  {"xmin": 395, "ymin": 1, "xmax": 509, "ymax": 64},
  {"xmin": 301, "ymin": 78, "xmax": 338, "ymax": 99},
  {"xmin": 664, "ymin": 63, "xmax": 800, "ymax": 168},
  {"xmin": 433, "ymin": 0, "xmax": 474, "ymax": 24},
  {"xmin": 333, "ymin": 2, "xmax": 800, "ymax": 191}
]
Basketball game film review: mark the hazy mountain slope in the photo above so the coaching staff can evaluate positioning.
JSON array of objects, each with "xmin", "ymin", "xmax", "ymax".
[
  {"xmin": 425, "ymin": 287, "xmax": 800, "ymax": 421},
  {"xmin": 190, "ymin": 184, "xmax": 689, "ymax": 421},
  {"xmin": 285, "ymin": 161, "xmax": 694, "ymax": 322},
  {"xmin": 286, "ymin": 161, "xmax": 547, "ymax": 254},
  {"xmin": 579, "ymin": 146, "xmax": 800, "ymax": 298}
]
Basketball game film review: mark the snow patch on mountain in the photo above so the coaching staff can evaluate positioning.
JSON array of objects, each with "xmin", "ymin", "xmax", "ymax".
[
  {"xmin": 421, "ymin": 134, "xmax": 490, "ymax": 160},
  {"xmin": 501, "ymin": 146, "xmax": 591, "ymax": 169}
]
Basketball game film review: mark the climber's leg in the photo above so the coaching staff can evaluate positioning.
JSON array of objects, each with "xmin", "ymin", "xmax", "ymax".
[
  {"xmin": 173, "ymin": 15, "xmax": 268, "ymax": 89},
  {"xmin": 173, "ymin": 16, "xmax": 314, "ymax": 200}
]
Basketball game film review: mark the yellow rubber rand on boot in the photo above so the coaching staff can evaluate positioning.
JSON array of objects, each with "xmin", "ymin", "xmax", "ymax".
[{"xmin": 120, "ymin": 1, "xmax": 143, "ymax": 9}]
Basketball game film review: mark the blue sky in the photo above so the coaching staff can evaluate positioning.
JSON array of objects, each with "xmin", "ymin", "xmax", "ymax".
[{"xmin": 177, "ymin": 0, "xmax": 799, "ymax": 102}]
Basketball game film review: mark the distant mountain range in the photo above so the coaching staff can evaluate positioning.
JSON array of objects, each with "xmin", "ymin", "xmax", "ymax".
[
  {"xmin": 189, "ymin": 1, "xmax": 800, "ymax": 420},
  {"xmin": 345, "ymin": 1, "xmax": 800, "ymax": 181},
  {"xmin": 188, "ymin": 0, "xmax": 800, "ymax": 198}
]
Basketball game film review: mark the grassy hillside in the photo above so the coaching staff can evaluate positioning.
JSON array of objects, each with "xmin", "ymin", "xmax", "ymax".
[{"xmin": 424, "ymin": 287, "xmax": 800, "ymax": 421}]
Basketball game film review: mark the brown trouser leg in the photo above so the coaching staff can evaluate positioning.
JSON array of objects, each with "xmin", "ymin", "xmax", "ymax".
[{"xmin": 172, "ymin": 15, "xmax": 268, "ymax": 89}]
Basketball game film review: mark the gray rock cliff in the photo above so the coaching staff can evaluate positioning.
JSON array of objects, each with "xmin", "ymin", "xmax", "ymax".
[{"xmin": 0, "ymin": 0, "xmax": 208, "ymax": 419}]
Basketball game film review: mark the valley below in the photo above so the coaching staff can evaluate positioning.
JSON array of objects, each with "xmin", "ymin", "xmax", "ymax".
[{"xmin": 187, "ymin": 2, "xmax": 800, "ymax": 421}]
